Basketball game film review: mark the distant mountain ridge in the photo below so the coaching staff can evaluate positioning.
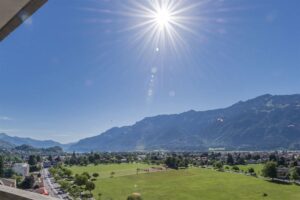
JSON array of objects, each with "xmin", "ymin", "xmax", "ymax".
[
  {"xmin": 0, "ymin": 133, "xmax": 63, "ymax": 149},
  {"xmin": 69, "ymin": 94, "xmax": 300, "ymax": 152},
  {"xmin": 2, "ymin": 94, "xmax": 300, "ymax": 152},
  {"xmin": 0, "ymin": 139, "xmax": 15, "ymax": 149}
]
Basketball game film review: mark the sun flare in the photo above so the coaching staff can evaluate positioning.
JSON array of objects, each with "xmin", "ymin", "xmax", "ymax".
[
  {"xmin": 154, "ymin": 8, "xmax": 171, "ymax": 29},
  {"xmin": 120, "ymin": 0, "xmax": 202, "ymax": 53}
]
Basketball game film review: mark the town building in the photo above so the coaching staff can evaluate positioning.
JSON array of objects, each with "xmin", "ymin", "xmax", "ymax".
[
  {"xmin": 12, "ymin": 163, "xmax": 30, "ymax": 177},
  {"xmin": 276, "ymin": 167, "xmax": 289, "ymax": 179}
]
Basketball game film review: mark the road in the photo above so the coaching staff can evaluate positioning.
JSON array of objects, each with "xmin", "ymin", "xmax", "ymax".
[{"xmin": 41, "ymin": 168, "xmax": 64, "ymax": 199}]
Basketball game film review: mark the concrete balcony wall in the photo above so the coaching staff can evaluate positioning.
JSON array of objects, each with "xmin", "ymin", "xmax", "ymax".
[{"xmin": 0, "ymin": 185, "xmax": 59, "ymax": 200}]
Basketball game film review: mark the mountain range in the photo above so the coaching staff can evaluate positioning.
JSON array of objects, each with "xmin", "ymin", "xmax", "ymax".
[
  {"xmin": 68, "ymin": 94, "xmax": 300, "ymax": 151},
  {"xmin": 1, "ymin": 94, "xmax": 300, "ymax": 152},
  {"xmin": 0, "ymin": 133, "xmax": 63, "ymax": 149}
]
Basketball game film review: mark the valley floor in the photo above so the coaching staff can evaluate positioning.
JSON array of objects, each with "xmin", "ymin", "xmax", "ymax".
[{"xmin": 68, "ymin": 164, "xmax": 300, "ymax": 200}]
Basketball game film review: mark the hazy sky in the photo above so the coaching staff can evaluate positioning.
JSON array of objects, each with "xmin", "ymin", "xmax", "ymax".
[{"xmin": 0, "ymin": 0, "xmax": 299, "ymax": 143}]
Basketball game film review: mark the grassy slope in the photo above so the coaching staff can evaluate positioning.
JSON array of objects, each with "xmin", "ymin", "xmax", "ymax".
[{"xmin": 69, "ymin": 164, "xmax": 300, "ymax": 200}]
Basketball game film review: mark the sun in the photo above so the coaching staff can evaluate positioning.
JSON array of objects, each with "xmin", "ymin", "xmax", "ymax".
[
  {"xmin": 116, "ymin": 0, "xmax": 203, "ymax": 53},
  {"xmin": 154, "ymin": 8, "xmax": 171, "ymax": 29}
]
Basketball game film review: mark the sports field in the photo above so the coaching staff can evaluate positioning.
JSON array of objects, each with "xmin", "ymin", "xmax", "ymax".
[{"xmin": 68, "ymin": 164, "xmax": 300, "ymax": 200}]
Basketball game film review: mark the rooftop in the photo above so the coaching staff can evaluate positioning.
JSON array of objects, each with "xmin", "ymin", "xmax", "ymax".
[{"xmin": 0, "ymin": 0, "xmax": 47, "ymax": 41}]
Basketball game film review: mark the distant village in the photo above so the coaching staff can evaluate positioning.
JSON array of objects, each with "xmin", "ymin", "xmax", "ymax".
[{"xmin": 1, "ymin": 145, "xmax": 300, "ymax": 199}]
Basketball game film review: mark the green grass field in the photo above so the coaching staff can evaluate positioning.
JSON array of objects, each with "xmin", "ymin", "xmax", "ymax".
[
  {"xmin": 67, "ymin": 163, "xmax": 159, "ymax": 179},
  {"xmin": 236, "ymin": 164, "xmax": 264, "ymax": 175},
  {"xmin": 68, "ymin": 164, "xmax": 300, "ymax": 200}
]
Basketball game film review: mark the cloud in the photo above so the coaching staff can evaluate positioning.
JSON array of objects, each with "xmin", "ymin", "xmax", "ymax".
[{"xmin": 0, "ymin": 116, "xmax": 13, "ymax": 121}]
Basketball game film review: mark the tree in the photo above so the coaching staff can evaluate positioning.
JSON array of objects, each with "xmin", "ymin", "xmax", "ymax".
[
  {"xmin": 245, "ymin": 154, "xmax": 252, "ymax": 160},
  {"xmin": 55, "ymin": 156, "xmax": 62, "ymax": 162},
  {"xmin": 269, "ymin": 154, "xmax": 277, "ymax": 162},
  {"xmin": 36, "ymin": 155, "xmax": 41, "ymax": 162},
  {"xmin": 29, "ymin": 165, "xmax": 41, "ymax": 172},
  {"xmin": 253, "ymin": 154, "xmax": 260, "ymax": 160},
  {"xmin": 70, "ymin": 152, "xmax": 77, "ymax": 165},
  {"xmin": 165, "ymin": 157, "xmax": 179, "ymax": 169},
  {"xmin": 289, "ymin": 160, "xmax": 298, "ymax": 168},
  {"xmin": 63, "ymin": 168, "xmax": 72, "ymax": 177},
  {"xmin": 48, "ymin": 155, "xmax": 53, "ymax": 162},
  {"xmin": 248, "ymin": 167, "xmax": 255, "ymax": 174},
  {"xmin": 94, "ymin": 153, "xmax": 100, "ymax": 160},
  {"xmin": 88, "ymin": 154, "xmax": 95, "ymax": 163},
  {"xmin": 92, "ymin": 172, "xmax": 99, "ymax": 178},
  {"xmin": 82, "ymin": 172, "xmax": 91, "ymax": 179},
  {"xmin": 226, "ymin": 154, "xmax": 234, "ymax": 165},
  {"xmin": 3, "ymin": 168, "xmax": 14, "ymax": 178},
  {"xmin": 183, "ymin": 158, "xmax": 189, "ymax": 168},
  {"xmin": 58, "ymin": 180, "xmax": 70, "ymax": 191},
  {"xmin": 290, "ymin": 167, "xmax": 299, "ymax": 180},
  {"xmin": 232, "ymin": 166, "xmax": 239, "ymax": 171},
  {"xmin": 236, "ymin": 157, "xmax": 245, "ymax": 165},
  {"xmin": 262, "ymin": 161, "xmax": 277, "ymax": 179},
  {"xmin": 110, "ymin": 171, "xmax": 115, "ymax": 178},
  {"xmin": 85, "ymin": 181, "xmax": 95, "ymax": 194},
  {"xmin": 0, "ymin": 155, "xmax": 4, "ymax": 177},
  {"xmin": 28, "ymin": 155, "xmax": 37, "ymax": 166},
  {"xmin": 74, "ymin": 174, "xmax": 88, "ymax": 186},
  {"xmin": 213, "ymin": 161, "xmax": 223, "ymax": 170},
  {"xmin": 68, "ymin": 185, "xmax": 82, "ymax": 199},
  {"xmin": 19, "ymin": 175, "xmax": 35, "ymax": 189}
]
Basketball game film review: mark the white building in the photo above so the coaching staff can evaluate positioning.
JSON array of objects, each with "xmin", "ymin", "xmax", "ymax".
[{"xmin": 12, "ymin": 163, "xmax": 30, "ymax": 177}]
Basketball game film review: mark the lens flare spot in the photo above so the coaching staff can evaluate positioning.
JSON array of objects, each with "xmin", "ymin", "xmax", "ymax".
[
  {"xmin": 151, "ymin": 67, "xmax": 158, "ymax": 74},
  {"xmin": 148, "ymin": 89, "xmax": 153, "ymax": 96}
]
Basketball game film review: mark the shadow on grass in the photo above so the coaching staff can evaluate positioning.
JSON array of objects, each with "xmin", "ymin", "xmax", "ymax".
[{"xmin": 267, "ymin": 179, "xmax": 292, "ymax": 185}]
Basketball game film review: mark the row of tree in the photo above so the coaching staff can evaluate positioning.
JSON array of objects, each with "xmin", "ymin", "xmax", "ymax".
[
  {"xmin": 262, "ymin": 161, "xmax": 300, "ymax": 180},
  {"xmin": 50, "ymin": 165, "xmax": 96, "ymax": 199}
]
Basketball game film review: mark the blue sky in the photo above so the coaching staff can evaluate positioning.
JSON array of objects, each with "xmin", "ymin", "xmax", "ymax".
[{"xmin": 0, "ymin": 0, "xmax": 299, "ymax": 143}]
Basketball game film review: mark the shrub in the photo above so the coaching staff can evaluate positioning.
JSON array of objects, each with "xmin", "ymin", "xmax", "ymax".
[
  {"xmin": 92, "ymin": 172, "xmax": 99, "ymax": 178},
  {"xmin": 232, "ymin": 166, "xmax": 239, "ymax": 171},
  {"xmin": 82, "ymin": 172, "xmax": 91, "ymax": 179},
  {"xmin": 248, "ymin": 167, "xmax": 255, "ymax": 174},
  {"xmin": 18, "ymin": 175, "xmax": 35, "ymax": 189},
  {"xmin": 263, "ymin": 193, "xmax": 268, "ymax": 197}
]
